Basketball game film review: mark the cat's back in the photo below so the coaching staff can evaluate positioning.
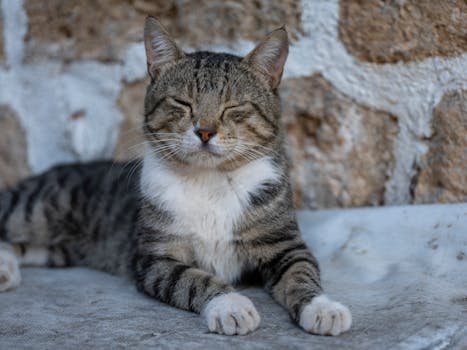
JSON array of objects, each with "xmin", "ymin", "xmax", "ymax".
[
  {"xmin": 0, "ymin": 159, "xmax": 142, "ymax": 275},
  {"xmin": 1, "ymin": 159, "xmax": 141, "ymax": 204},
  {"xmin": 1, "ymin": 160, "xmax": 141, "ymax": 245}
]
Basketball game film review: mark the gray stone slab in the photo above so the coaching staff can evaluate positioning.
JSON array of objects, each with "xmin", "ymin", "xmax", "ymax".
[{"xmin": 1, "ymin": 204, "xmax": 466, "ymax": 349}]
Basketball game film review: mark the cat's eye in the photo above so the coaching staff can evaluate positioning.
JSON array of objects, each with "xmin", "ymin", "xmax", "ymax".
[
  {"xmin": 228, "ymin": 111, "xmax": 248, "ymax": 122},
  {"xmin": 221, "ymin": 104, "xmax": 250, "ymax": 122},
  {"xmin": 169, "ymin": 97, "xmax": 192, "ymax": 109},
  {"xmin": 167, "ymin": 97, "xmax": 193, "ymax": 117}
]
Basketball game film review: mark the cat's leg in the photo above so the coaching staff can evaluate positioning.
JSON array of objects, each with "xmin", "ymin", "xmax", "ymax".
[
  {"xmin": 259, "ymin": 239, "xmax": 351, "ymax": 336},
  {"xmin": 0, "ymin": 178, "xmax": 53, "ymax": 292},
  {"xmin": 0, "ymin": 242, "xmax": 69, "ymax": 292},
  {"xmin": 203, "ymin": 292, "xmax": 261, "ymax": 335},
  {"xmin": 0, "ymin": 243, "xmax": 50, "ymax": 292},
  {"xmin": 134, "ymin": 254, "xmax": 260, "ymax": 335},
  {"xmin": 0, "ymin": 168, "xmax": 83, "ymax": 291},
  {"xmin": 0, "ymin": 243, "xmax": 21, "ymax": 291},
  {"xmin": 298, "ymin": 294, "xmax": 352, "ymax": 336}
]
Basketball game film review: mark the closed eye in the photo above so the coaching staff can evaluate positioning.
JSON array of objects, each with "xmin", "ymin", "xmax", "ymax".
[
  {"xmin": 167, "ymin": 97, "xmax": 193, "ymax": 116},
  {"xmin": 220, "ymin": 103, "xmax": 251, "ymax": 122},
  {"xmin": 228, "ymin": 110, "xmax": 249, "ymax": 121},
  {"xmin": 170, "ymin": 97, "xmax": 192, "ymax": 108}
]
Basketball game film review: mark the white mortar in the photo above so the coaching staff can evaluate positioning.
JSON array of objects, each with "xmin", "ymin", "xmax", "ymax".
[{"xmin": 0, "ymin": 0, "xmax": 146, "ymax": 173}]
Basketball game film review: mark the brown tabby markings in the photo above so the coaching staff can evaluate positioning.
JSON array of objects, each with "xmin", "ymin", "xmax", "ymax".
[{"xmin": 0, "ymin": 17, "xmax": 351, "ymax": 336}]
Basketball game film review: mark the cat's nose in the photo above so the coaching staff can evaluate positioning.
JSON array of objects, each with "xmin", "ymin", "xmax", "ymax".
[{"xmin": 194, "ymin": 127, "xmax": 217, "ymax": 144}]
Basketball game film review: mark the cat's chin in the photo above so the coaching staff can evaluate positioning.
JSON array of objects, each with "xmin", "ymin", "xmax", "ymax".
[
  {"xmin": 177, "ymin": 151, "xmax": 225, "ymax": 169},
  {"xmin": 197, "ymin": 147, "xmax": 224, "ymax": 158},
  {"xmin": 179, "ymin": 146, "xmax": 229, "ymax": 167}
]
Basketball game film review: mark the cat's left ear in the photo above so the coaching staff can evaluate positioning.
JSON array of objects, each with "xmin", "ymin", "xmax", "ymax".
[
  {"xmin": 144, "ymin": 16, "xmax": 184, "ymax": 80},
  {"xmin": 243, "ymin": 27, "xmax": 289, "ymax": 89}
]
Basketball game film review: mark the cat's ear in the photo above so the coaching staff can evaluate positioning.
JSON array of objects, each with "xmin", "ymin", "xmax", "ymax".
[
  {"xmin": 243, "ymin": 27, "xmax": 289, "ymax": 89},
  {"xmin": 144, "ymin": 16, "xmax": 184, "ymax": 80}
]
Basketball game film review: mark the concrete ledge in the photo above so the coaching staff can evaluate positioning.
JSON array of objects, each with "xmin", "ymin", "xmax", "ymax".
[{"xmin": 1, "ymin": 204, "xmax": 466, "ymax": 349}]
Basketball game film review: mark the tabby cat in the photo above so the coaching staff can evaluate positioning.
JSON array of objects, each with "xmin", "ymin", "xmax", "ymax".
[{"xmin": 0, "ymin": 17, "xmax": 351, "ymax": 336}]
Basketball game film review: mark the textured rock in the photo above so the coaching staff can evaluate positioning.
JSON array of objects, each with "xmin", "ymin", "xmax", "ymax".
[
  {"xmin": 339, "ymin": 0, "xmax": 467, "ymax": 63},
  {"xmin": 24, "ymin": 0, "xmax": 143, "ymax": 62},
  {"xmin": 0, "ymin": 106, "xmax": 30, "ymax": 189},
  {"xmin": 24, "ymin": 0, "xmax": 302, "ymax": 62},
  {"xmin": 113, "ymin": 78, "xmax": 148, "ymax": 161},
  {"xmin": 414, "ymin": 90, "xmax": 467, "ymax": 204},
  {"xmin": 281, "ymin": 75, "xmax": 398, "ymax": 209},
  {"xmin": 134, "ymin": 0, "xmax": 303, "ymax": 44}
]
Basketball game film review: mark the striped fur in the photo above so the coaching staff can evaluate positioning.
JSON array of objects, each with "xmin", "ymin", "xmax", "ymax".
[
  {"xmin": 0, "ymin": 161, "xmax": 140, "ymax": 275},
  {"xmin": 0, "ymin": 17, "xmax": 351, "ymax": 336}
]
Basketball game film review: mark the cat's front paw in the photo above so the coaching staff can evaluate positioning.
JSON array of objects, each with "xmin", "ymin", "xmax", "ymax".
[
  {"xmin": 0, "ymin": 248, "xmax": 21, "ymax": 292},
  {"xmin": 203, "ymin": 292, "xmax": 261, "ymax": 335},
  {"xmin": 299, "ymin": 295, "xmax": 351, "ymax": 336}
]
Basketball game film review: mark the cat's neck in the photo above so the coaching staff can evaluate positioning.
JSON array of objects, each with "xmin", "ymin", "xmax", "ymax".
[
  {"xmin": 139, "ymin": 150, "xmax": 281, "ymax": 201},
  {"xmin": 142, "ymin": 149, "xmax": 279, "ymax": 178}
]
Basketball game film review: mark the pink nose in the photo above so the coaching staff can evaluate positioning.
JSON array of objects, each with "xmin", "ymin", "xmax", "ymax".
[{"xmin": 195, "ymin": 128, "xmax": 216, "ymax": 143}]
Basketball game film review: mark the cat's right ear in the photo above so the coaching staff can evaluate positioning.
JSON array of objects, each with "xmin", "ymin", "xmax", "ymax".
[{"xmin": 144, "ymin": 17, "xmax": 184, "ymax": 81}]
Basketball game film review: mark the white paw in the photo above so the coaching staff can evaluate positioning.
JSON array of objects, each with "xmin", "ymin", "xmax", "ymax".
[
  {"xmin": 0, "ymin": 248, "xmax": 21, "ymax": 292},
  {"xmin": 203, "ymin": 292, "xmax": 261, "ymax": 335},
  {"xmin": 299, "ymin": 295, "xmax": 352, "ymax": 336}
]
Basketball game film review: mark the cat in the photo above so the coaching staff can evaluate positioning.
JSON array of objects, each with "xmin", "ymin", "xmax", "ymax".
[{"xmin": 0, "ymin": 17, "xmax": 351, "ymax": 336}]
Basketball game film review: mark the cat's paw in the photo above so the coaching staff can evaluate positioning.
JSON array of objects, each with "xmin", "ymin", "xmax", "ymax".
[
  {"xmin": 299, "ymin": 294, "xmax": 351, "ymax": 336},
  {"xmin": 203, "ymin": 292, "xmax": 261, "ymax": 335},
  {"xmin": 0, "ymin": 248, "xmax": 21, "ymax": 292}
]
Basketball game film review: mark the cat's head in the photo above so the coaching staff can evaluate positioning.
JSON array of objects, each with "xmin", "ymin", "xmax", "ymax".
[{"xmin": 143, "ymin": 17, "xmax": 288, "ymax": 171}]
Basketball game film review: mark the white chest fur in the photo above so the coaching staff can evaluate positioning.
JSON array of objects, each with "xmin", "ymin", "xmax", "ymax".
[{"xmin": 140, "ymin": 153, "xmax": 280, "ymax": 282}]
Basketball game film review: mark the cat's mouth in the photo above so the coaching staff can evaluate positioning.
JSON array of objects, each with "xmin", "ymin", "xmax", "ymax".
[
  {"xmin": 198, "ymin": 144, "xmax": 223, "ymax": 157},
  {"xmin": 180, "ymin": 144, "xmax": 226, "ymax": 167},
  {"xmin": 180, "ymin": 144, "xmax": 224, "ymax": 160}
]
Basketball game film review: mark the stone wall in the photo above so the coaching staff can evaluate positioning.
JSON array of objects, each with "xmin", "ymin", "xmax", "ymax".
[
  {"xmin": 339, "ymin": 0, "xmax": 467, "ymax": 64},
  {"xmin": 0, "ymin": 0, "xmax": 465, "ymax": 207}
]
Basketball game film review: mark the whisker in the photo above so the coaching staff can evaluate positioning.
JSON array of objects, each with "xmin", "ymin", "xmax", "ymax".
[
  {"xmin": 160, "ymin": 148, "xmax": 180, "ymax": 162},
  {"xmin": 125, "ymin": 157, "xmax": 144, "ymax": 188}
]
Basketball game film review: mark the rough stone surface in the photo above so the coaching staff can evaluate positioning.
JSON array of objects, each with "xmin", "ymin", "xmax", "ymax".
[
  {"xmin": 414, "ymin": 90, "xmax": 467, "ymax": 204},
  {"xmin": 113, "ymin": 78, "xmax": 148, "ymax": 161},
  {"xmin": 281, "ymin": 75, "xmax": 398, "ymax": 209},
  {"xmin": 339, "ymin": 0, "xmax": 467, "ymax": 63},
  {"xmin": 0, "ymin": 204, "xmax": 466, "ymax": 349},
  {"xmin": 24, "ymin": 0, "xmax": 144, "ymax": 62},
  {"xmin": 24, "ymin": 0, "xmax": 302, "ymax": 62},
  {"xmin": 136, "ymin": 0, "xmax": 303, "ymax": 44},
  {"xmin": 0, "ymin": 105, "xmax": 30, "ymax": 189}
]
